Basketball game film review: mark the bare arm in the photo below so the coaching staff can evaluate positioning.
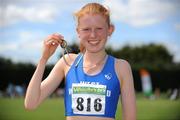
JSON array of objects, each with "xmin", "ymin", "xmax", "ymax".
[
  {"xmin": 24, "ymin": 33, "xmax": 65, "ymax": 110},
  {"xmin": 116, "ymin": 59, "xmax": 136, "ymax": 120},
  {"xmin": 24, "ymin": 58, "xmax": 46, "ymax": 110}
]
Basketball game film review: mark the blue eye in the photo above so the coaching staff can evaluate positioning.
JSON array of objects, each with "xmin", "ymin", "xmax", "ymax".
[
  {"xmin": 80, "ymin": 28, "xmax": 90, "ymax": 32},
  {"xmin": 97, "ymin": 28, "xmax": 103, "ymax": 30},
  {"xmin": 83, "ymin": 28, "xmax": 90, "ymax": 31},
  {"xmin": 96, "ymin": 28, "xmax": 104, "ymax": 31}
]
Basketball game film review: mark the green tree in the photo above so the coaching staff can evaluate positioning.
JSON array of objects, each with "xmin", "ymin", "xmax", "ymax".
[{"xmin": 106, "ymin": 44, "xmax": 174, "ymax": 70}]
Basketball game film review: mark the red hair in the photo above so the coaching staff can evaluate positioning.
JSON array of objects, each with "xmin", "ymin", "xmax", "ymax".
[{"xmin": 74, "ymin": 3, "xmax": 111, "ymax": 52}]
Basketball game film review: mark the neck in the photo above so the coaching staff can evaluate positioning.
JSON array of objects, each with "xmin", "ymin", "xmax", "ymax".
[{"xmin": 83, "ymin": 50, "xmax": 107, "ymax": 66}]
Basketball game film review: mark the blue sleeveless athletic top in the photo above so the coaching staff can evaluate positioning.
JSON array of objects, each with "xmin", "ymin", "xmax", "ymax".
[{"xmin": 64, "ymin": 54, "xmax": 121, "ymax": 118}]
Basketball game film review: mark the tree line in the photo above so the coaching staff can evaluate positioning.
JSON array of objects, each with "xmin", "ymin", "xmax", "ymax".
[{"xmin": 0, "ymin": 43, "xmax": 179, "ymax": 91}]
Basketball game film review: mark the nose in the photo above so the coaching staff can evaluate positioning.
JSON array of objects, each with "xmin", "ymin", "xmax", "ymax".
[{"xmin": 89, "ymin": 29, "xmax": 96, "ymax": 38}]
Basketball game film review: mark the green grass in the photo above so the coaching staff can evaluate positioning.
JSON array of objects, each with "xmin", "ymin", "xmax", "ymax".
[{"xmin": 0, "ymin": 97, "xmax": 180, "ymax": 120}]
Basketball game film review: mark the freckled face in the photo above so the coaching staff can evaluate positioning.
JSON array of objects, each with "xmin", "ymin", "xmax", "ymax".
[{"xmin": 77, "ymin": 14, "xmax": 111, "ymax": 53}]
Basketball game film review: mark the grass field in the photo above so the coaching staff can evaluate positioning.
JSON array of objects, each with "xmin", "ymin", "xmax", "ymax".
[{"xmin": 0, "ymin": 97, "xmax": 180, "ymax": 120}]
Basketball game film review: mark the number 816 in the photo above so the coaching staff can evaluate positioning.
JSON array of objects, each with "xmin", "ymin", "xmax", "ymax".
[{"xmin": 76, "ymin": 97, "xmax": 102, "ymax": 112}]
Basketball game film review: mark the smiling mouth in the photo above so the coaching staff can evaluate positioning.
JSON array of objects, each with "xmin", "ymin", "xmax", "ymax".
[{"xmin": 88, "ymin": 40, "xmax": 100, "ymax": 45}]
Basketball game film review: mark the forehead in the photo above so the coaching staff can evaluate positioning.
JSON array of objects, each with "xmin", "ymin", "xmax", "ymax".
[{"xmin": 78, "ymin": 14, "xmax": 107, "ymax": 26}]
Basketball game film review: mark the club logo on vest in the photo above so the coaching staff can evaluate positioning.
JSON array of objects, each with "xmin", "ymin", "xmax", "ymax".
[{"xmin": 104, "ymin": 73, "xmax": 112, "ymax": 80}]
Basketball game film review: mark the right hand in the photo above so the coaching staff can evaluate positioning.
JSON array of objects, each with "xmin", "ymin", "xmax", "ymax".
[{"xmin": 41, "ymin": 33, "xmax": 64, "ymax": 61}]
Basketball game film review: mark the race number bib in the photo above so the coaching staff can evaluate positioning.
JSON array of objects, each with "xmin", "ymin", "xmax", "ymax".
[{"xmin": 72, "ymin": 83, "xmax": 106, "ymax": 115}]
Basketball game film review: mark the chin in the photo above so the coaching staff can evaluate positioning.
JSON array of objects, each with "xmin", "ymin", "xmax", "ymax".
[{"xmin": 86, "ymin": 47, "xmax": 104, "ymax": 53}]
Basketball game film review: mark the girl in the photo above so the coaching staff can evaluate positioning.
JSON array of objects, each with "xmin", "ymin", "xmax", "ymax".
[{"xmin": 24, "ymin": 3, "xmax": 136, "ymax": 120}]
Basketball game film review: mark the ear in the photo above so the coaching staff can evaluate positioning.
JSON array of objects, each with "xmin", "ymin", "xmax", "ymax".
[
  {"xmin": 108, "ymin": 24, "xmax": 114, "ymax": 36},
  {"xmin": 76, "ymin": 28, "xmax": 80, "ymax": 38}
]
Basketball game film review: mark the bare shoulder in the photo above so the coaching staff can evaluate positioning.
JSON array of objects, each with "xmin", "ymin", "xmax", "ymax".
[
  {"xmin": 115, "ymin": 58, "xmax": 132, "ymax": 75},
  {"xmin": 59, "ymin": 53, "xmax": 79, "ymax": 75},
  {"xmin": 53, "ymin": 53, "xmax": 78, "ymax": 71},
  {"xmin": 62, "ymin": 53, "xmax": 79, "ymax": 65},
  {"xmin": 115, "ymin": 58, "xmax": 133, "ymax": 87},
  {"xmin": 56, "ymin": 53, "xmax": 78, "ymax": 64}
]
